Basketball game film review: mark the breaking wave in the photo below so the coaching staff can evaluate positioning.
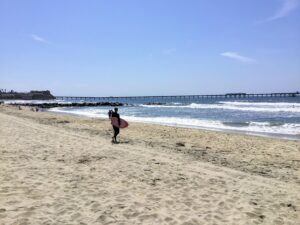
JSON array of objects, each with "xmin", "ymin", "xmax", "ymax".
[
  {"xmin": 141, "ymin": 102, "xmax": 300, "ymax": 113},
  {"xmin": 49, "ymin": 107, "xmax": 300, "ymax": 137}
]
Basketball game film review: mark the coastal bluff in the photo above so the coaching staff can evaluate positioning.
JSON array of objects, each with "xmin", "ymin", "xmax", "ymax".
[{"xmin": 0, "ymin": 90, "xmax": 55, "ymax": 100}]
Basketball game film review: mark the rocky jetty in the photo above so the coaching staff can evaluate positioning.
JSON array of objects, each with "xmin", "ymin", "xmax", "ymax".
[
  {"xmin": 144, "ymin": 102, "xmax": 166, "ymax": 105},
  {"xmin": 8, "ymin": 102, "xmax": 125, "ymax": 108},
  {"xmin": 0, "ymin": 90, "xmax": 55, "ymax": 100}
]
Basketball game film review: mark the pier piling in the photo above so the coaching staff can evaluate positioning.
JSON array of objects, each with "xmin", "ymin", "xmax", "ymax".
[{"xmin": 55, "ymin": 92, "xmax": 299, "ymax": 102}]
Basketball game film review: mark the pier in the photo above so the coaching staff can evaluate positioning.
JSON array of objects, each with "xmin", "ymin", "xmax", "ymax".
[{"xmin": 56, "ymin": 92, "xmax": 300, "ymax": 102}]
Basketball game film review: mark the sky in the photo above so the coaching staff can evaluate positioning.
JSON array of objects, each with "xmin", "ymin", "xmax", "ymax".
[{"xmin": 0, "ymin": 0, "xmax": 299, "ymax": 96}]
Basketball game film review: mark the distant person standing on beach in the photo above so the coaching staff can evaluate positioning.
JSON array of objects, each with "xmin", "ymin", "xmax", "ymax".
[
  {"xmin": 108, "ymin": 109, "xmax": 113, "ymax": 118},
  {"xmin": 111, "ymin": 108, "xmax": 121, "ymax": 143}
]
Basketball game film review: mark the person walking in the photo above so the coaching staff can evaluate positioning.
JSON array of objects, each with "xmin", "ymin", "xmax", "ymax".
[{"xmin": 111, "ymin": 108, "xmax": 120, "ymax": 143}]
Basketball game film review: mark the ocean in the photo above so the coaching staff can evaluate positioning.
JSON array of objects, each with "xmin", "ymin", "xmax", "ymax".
[{"xmin": 39, "ymin": 96, "xmax": 300, "ymax": 140}]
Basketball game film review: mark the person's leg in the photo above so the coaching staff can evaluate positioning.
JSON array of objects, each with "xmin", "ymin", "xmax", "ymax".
[
  {"xmin": 112, "ymin": 126, "xmax": 116, "ymax": 143},
  {"xmin": 113, "ymin": 126, "xmax": 119, "ymax": 143},
  {"xmin": 114, "ymin": 127, "xmax": 120, "ymax": 143}
]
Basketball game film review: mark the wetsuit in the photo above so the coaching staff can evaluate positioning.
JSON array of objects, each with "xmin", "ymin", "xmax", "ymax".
[{"xmin": 111, "ymin": 111, "xmax": 120, "ymax": 141}]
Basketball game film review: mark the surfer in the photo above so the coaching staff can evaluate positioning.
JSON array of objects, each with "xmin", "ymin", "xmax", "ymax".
[{"xmin": 111, "ymin": 108, "xmax": 121, "ymax": 143}]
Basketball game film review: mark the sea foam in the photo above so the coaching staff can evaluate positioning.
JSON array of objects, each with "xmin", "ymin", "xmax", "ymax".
[
  {"xmin": 140, "ymin": 102, "xmax": 300, "ymax": 113},
  {"xmin": 49, "ymin": 107, "xmax": 300, "ymax": 136}
]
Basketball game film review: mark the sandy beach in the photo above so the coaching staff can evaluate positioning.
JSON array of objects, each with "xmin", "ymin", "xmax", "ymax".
[{"xmin": 0, "ymin": 105, "xmax": 299, "ymax": 225}]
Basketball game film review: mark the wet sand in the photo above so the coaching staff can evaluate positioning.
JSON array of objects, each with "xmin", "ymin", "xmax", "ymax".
[{"xmin": 0, "ymin": 105, "xmax": 299, "ymax": 225}]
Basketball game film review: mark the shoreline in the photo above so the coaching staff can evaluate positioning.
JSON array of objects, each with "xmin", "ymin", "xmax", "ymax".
[
  {"xmin": 2, "ymin": 104, "xmax": 300, "ymax": 183},
  {"xmin": 48, "ymin": 107, "xmax": 300, "ymax": 141},
  {"xmin": 0, "ymin": 105, "xmax": 299, "ymax": 224}
]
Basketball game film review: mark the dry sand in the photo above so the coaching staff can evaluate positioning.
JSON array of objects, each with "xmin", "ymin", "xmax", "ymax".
[{"xmin": 0, "ymin": 105, "xmax": 299, "ymax": 225}]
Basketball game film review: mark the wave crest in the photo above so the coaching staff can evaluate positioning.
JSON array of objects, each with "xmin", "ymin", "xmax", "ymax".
[
  {"xmin": 49, "ymin": 107, "xmax": 300, "ymax": 136},
  {"xmin": 140, "ymin": 102, "xmax": 300, "ymax": 113}
]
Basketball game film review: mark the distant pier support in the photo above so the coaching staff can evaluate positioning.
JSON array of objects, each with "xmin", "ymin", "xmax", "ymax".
[{"xmin": 55, "ymin": 92, "xmax": 300, "ymax": 102}]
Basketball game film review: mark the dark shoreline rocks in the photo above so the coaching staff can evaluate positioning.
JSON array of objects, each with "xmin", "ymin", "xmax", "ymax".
[
  {"xmin": 144, "ymin": 102, "xmax": 166, "ymax": 105},
  {"xmin": 8, "ymin": 102, "xmax": 125, "ymax": 109}
]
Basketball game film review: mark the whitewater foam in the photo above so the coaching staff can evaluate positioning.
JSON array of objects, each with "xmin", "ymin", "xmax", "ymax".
[
  {"xmin": 219, "ymin": 101, "xmax": 300, "ymax": 107},
  {"xmin": 141, "ymin": 102, "xmax": 300, "ymax": 113},
  {"xmin": 49, "ymin": 107, "xmax": 300, "ymax": 137},
  {"xmin": 49, "ymin": 107, "xmax": 108, "ymax": 118}
]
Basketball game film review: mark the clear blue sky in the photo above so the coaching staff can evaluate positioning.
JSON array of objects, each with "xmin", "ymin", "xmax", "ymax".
[{"xmin": 0, "ymin": 0, "xmax": 299, "ymax": 96}]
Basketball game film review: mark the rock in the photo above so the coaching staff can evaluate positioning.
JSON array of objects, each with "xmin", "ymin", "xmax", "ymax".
[
  {"xmin": 144, "ymin": 102, "xmax": 166, "ymax": 105},
  {"xmin": 57, "ymin": 120, "xmax": 70, "ymax": 124},
  {"xmin": 259, "ymin": 215, "xmax": 265, "ymax": 219},
  {"xmin": 176, "ymin": 142, "xmax": 185, "ymax": 147},
  {"xmin": 78, "ymin": 156, "xmax": 91, "ymax": 164},
  {"xmin": 287, "ymin": 203, "xmax": 297, "ymax": 211}
]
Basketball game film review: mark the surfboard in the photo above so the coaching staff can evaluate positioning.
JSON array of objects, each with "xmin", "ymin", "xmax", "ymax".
[{"xmin": 111, "ymin": 117, "xmax": 129, "ymax": 128}]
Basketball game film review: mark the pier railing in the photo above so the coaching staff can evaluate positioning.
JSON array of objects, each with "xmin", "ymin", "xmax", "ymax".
[{"xmin": 55, "ymin": 92, "xmax": 300, "ymax": 101}]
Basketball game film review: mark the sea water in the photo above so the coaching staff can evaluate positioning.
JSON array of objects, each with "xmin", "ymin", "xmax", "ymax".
[{"xmin": 40, "ymin": 96, "xmax": 300, "ymax": 140}]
